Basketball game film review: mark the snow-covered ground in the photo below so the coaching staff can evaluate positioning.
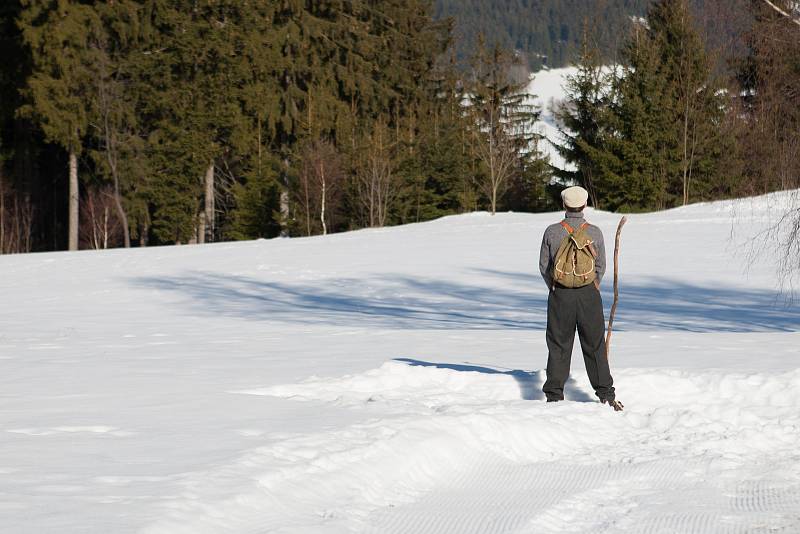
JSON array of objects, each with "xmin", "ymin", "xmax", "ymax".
[{"xmin": 2, "ymin": 193, "xmax": 800, "ymax": 533}]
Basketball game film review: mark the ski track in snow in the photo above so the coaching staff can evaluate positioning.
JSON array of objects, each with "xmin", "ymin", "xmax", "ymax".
[{"xmin": 140, "ymin": 362, "xmax": 800, "ymax": 534}]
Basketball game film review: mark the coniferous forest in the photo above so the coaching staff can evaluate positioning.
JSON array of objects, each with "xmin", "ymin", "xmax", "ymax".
[
  {"xmin": 0, "ymin": 0, "xmax": 798, "ymax": 253},
  {"xmin": 435, "ymin": 0, "xmax": 654, "ymax": 69}
]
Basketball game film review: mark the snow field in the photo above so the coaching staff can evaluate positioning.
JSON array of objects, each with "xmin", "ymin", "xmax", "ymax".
[
  {"xmin": 144, "ymin": 362, "xmax": 800, "ymax": 533},
  {"xmin": 1, "ymin": 188, "xmax": 800, "ymax": 532}
]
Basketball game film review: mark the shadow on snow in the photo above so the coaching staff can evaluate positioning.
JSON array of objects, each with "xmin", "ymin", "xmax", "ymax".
[
  {"xmin": 130, "ymin": 268, "xmax": 798, "ymax": 333},
  {"xmin": 393, "ymin": 358, "xmax": 596, "ymax": 402}
]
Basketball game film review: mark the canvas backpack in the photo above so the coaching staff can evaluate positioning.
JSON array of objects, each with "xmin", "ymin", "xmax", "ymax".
[{"xmin": 552, "ymin": 220, "xmax": 597, "ymax": 288}]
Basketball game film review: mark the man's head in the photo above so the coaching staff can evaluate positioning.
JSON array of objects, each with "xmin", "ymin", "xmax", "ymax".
[{"xmin": 561, "ymin": 186, "xmax": 588, "ymax": 212}]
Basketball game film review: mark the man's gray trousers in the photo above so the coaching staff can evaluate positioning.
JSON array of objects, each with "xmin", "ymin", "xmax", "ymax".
[{"xmin": 543, "ymin": 284, "xmax": 616, "ymax": 402}]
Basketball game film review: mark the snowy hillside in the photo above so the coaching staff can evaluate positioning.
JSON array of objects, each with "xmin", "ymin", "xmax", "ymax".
[
  {"xmin": 1, "ymin": 193, "xmax": 800, "ymax": 533},
  {"xmin": 526, "ymin": 66, "xmax": 576, "ymax": 174}
]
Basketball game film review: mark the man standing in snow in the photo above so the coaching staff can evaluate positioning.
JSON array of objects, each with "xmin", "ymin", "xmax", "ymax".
[{"xmin": 538, "ymin": 186, "xmax": 622, "ymax": 411}]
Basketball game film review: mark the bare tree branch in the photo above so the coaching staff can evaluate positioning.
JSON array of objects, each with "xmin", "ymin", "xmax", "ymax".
[{"xmin": 760, "ymin": 0, "xmax": 800, "ymax": 27}]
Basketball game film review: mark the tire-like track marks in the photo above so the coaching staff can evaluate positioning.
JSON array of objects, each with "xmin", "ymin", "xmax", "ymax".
[{"xmin": 143, "ymin": 364, "xmax": 800, "ymax": 533}]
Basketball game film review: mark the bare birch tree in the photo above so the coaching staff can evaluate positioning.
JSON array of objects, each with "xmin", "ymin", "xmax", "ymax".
[
  {"xmin": 204, "ymin": 163, "xmax": 215, "ymax": 242},
  {"xmin": 471, "ymin": 120, "xmax": 519, "ymax": 215},
  {"xmin": 68, "ymin": 148, "xmax": 79, "ymax": 250},
  {"xmin": 467, "ymin": 38, "xmax": 541, "ymax": 215},
  {"xmin": 739, "ymin": 0, "xmax": 800, "ymax": 294},
  {"xmin": 91, "ymin": 47, "xmax": 132, "ymax": 248},
  {"xmin": 296, "ymin": 140, "xmax": 344, "ymax": 236},
  {"xmin": 356, "ymin": 120, "xmax": 400, "ymax": 227},
  {"xmin": 675, "ymin": 12, "xmax": 705, "ymax": 207},
  {"xmin": 759, "ymin": 0, "xmax": 800, "ymax": 26},
  {"xmin": 80, "ymin": 185, "xmax": 122, "ymax": 250},
  {"xmin": 197, "ymin": 163, "xmax": 215, "ymax": 244},
  {"xmin": 0, "ymin": 178, "xmax": 34, "ymax": 254}
]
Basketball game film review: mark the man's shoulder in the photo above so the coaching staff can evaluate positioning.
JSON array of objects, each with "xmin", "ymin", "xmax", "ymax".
[
  {"xmin": 543, "ymin": 220, "xmax": 567, "ymax": 239},
  {"xmin": 582, "ymin": 221, "xmax": 604, "ymax": 240},
  {"xmin": 545, "ymin": 220, "xmax": 566, "ymax": 232},
  {"xmin": 544, "ymin": 219, "xmax": 591, "ymax": 233},
  {"xmin": 542, "ymin": 217, "xmax": 603, "ymax": 240}
]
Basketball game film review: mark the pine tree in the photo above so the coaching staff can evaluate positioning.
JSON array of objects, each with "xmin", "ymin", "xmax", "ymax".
[
  {"xmin": 129, "ymin": 0, "xmax": 245, "ymax": 244},
  {"xmin": 7, "ymin": 0, "xmax": 498, "ymax": 248},
  {"xmin": 84, "ymin": 0, "xmax": 147, "ymax": 248},
  {"xmin": 607, "ymin": 25, "xmax": 673, "ymax": 211},
  {"xmin": 18, "ymin": 0, "xmax": 105, "ymax": 250},
  {"xmin": 553, "ymin": 27, "xmax": 609, "ymax": 208},
  {"xmin": 226, "ymin": 157, "xmax": 282, "ymax": 241},
  {"xmin": 466, "ymin": 36, "xmax": 545, "ymax": 214},
  {"xmin": 581, "ymin": 1, "xmax": 732, "ymax": 211},
  {"xmin": 647, "ymin": 0, "xmax": 732, "ymax": 206}
]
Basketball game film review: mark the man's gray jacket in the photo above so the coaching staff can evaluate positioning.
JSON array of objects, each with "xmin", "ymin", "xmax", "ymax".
[{"xmin": 539, "ymin": 211, "xmax": 606, "ymax": 288}]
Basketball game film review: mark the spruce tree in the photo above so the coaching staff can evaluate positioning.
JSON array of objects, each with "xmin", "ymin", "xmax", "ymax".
[
  {"xmin": 0, "ymin": 1, "xmax": 20, "ymax": 232},
  {"xmin": 646, "ymin": 0, "xmax": 731, "ymax": 206},
  {"xmin": 583, "ymin": 0, "xmax": 732, "ymax": 211},
  {"xmin": 553, "ymin": 28, "xmax": 609, "ymax": 208},
  {"xmin": 394, "ymin": 50, "xmax": 470, "ymax": 223},
  {"xmin": 85, "ymin": 0, "xmax": 146, "ymax": 248},
  {"xmin": 18, "ymin": 0, "xmax": 104, "ymax": 250},
  {"xmin": 466, "ymin": 36, "xmax": 545, "ymax": 214},
  {"xmin": 130, "ymin": 0, "xmax": 244, "ymax": 244}
]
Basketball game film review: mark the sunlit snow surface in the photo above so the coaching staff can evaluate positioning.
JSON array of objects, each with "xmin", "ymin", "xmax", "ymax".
[{"xmin": 2, "ymin": 193, "xmax": 800, "ymax": 533}]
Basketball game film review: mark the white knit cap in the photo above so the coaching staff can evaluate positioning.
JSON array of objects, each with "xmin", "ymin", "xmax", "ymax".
[{"xmin": 561, "ymin": 186, "xmax": 589, "ymax": 208}]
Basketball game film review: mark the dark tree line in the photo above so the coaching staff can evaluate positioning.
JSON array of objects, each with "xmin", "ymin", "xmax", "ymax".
[
  {"xmin": 1, "ymin": 0, "xmax": 797, "ymax": 254},
  {"xmin": 0, "ymin": 0, "xmax": 552, "ymax": 253},
  {"xmin": 435, "ymin": 0, "xmax": 654, "ymax": 70}
]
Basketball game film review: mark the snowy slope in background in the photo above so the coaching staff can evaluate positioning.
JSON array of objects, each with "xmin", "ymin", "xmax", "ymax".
[
  {"xmin": 526, "ymin": 66, "xmax": 577, "ymax": 173},
  {"xmin": 1, "ymin": 192, "xmax": 800, "ymax": 533}
]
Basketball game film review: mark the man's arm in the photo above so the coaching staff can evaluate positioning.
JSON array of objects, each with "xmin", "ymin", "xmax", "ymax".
[
  {"xmin": 539, "ymin": 232, "xmax": 553, "ymax": 288},
  {"xmin": 593, "ymin": 228, "xmax": 606, "ymax": 284}
]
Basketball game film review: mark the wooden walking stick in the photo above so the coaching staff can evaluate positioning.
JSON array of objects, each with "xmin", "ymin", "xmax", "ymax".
[{"xmin": 605, "ymin": 216, "xmax": 627, "ymax": 363}]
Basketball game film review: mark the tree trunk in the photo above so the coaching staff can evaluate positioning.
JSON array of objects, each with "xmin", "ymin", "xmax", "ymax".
[
  {"xmin": 0, "ymin": 167, "xmax": 5, "ymax": 253},
  {"xmin": 103, "ymin": 206, "xmax": 110, "ymax": 249},
  {"xmin": 204, "ymin": 162, "xmax": 214, "ymax": 243},
  {"xmin": 280, "ymin": 189, "xmax": 290, "ymax": 236},
  {"xmin": 68, "ymin": 150, "xmax": 79, "ymax": 251},
  {"xmin": 257, "ymin": 116, "xmax": 262, "ymax": 176},
  {"xmin": 489, "ymin": 132, "xmax": 497, "ymax": 215},
  {"xmin": 415, "ymin": 175, "xmax": 421, "ymax": 223},
  {"xmin": 682, "ymin": 97, "xmax": 690, "ymax": 206},
  {"xmin": 320, "ymin": 162, "xmax": 327, "ymax": 236},
  {"xmin": 102, "ymin": 94, "xmax": 131, "ymax": 248},
  {"xmin": 107, "ymin": 146, "xmax": 130, "ymax": 247},
  {"xmin": 303, "ymin": 171, "xmax": 311, "ymax": 236},
  {"xmin": 197, "ymin": 212, "xmax": 206, "ymax": 245},
  {"xmin": 280, "ymin": 159, "xmax": 290, "ymax": 237},
  {"xmin": 189, "ymin": 216, "xmax": 199, "ymax": 244},
  {"xmin": 139, "ymin": 223, "xmax": 148, "ymax": 247},
  {"xmin": 113, "ymin": 188, "xmax": 130, "ymax": 248},
  {"xmin": 760, "ymin": 0, "xmax": 800, "ymax": 27}
]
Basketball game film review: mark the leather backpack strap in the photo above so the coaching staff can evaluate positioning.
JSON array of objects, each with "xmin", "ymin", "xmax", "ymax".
[
  {"xmin": 560, "ymin": 220, "xmax": 574, "ymax": 234},
  {"xmin": 577, "ymin": 222, "xmax": 597, "ymax": 257}
]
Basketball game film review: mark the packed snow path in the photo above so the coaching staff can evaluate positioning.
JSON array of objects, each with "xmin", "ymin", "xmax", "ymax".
[{"xmin": 1, "ymin": 193, "xmax": 800, "ymax": 533}]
